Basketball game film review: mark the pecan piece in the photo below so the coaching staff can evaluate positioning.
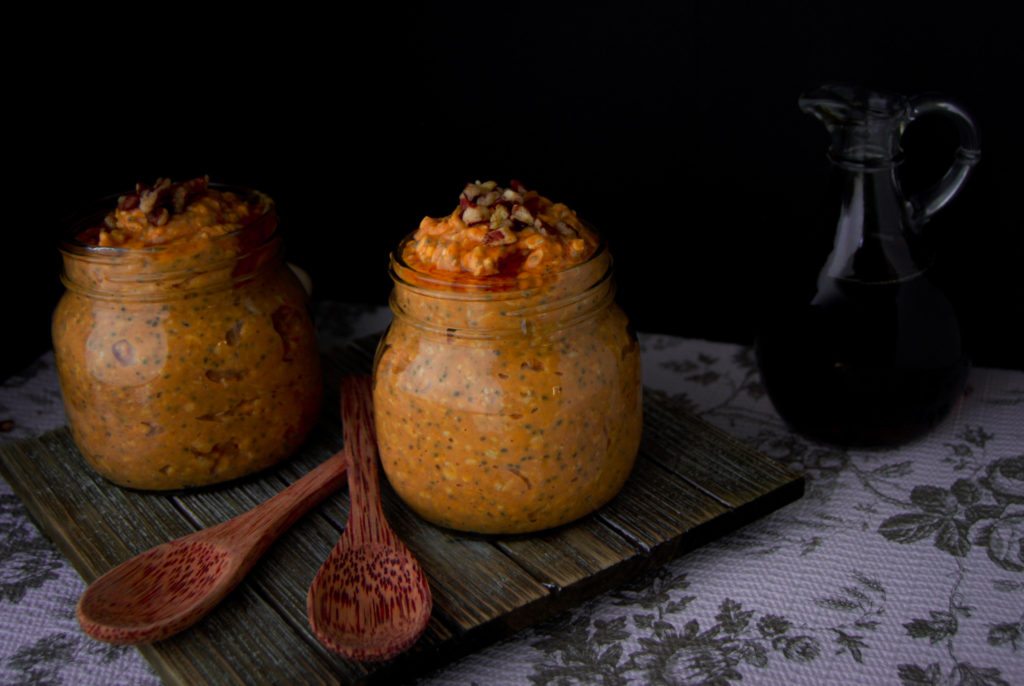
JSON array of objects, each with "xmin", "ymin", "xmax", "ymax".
[
  {"xmin": 462, "ymin": 206, "xmax": 489, "ymax": 225},
  {"xmin": 502, "ymin": 188, "xmax": 523, "ymax": 203},
  {"xmin": 172, "ymin": 176, "xmax": 209, "ymax": 213},
  {"xmin": 116, "ymin": 176, "xmax": 210, "ymax": 222},
  {"xmin": 116, "ymin": 194, "xmax": 140, "ymax": 211},
  {"xmin": 476, "ymin": 189, "xmax": 500, "ymax": 208},
  {"xmin": 511, "ymin": 204, "xmax": 534, "ymax": 224},
  {"xmin": 481, "ymin": 226, "xmax": 516, "ymax": 245},
  {"xmin": 148, "ymin": 207, "xmax": 170, "ymax": 226},
  {"xmin": 489, "ymin": 204, "xmax": 510, "ymax": 227},
  {"xmin": 137, "ymin": 178, "xmax": 173, "ymax": 214}
]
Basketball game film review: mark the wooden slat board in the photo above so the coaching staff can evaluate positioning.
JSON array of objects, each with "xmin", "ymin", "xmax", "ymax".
[{"xmin": 0, "ymin": 338, "xmax": 803, "ymax": 685}]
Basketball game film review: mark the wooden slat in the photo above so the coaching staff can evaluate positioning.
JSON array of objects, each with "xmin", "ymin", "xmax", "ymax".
[
  {"xmin": 641, "ymin": 389, "xmax": 798, "ymax": 504},
  {"xmin": 596, "ymin": 455, "xmax": 732, "ymax": 549},
  {"xmin": 0, "ymin": 337, "xmax": 804, "ymax": 685},
  {"xmin": 494, "ymin": 517, "xmax": 639, "ymax": 590}
]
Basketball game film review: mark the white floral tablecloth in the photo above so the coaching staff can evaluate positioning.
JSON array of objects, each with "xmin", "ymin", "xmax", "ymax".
[{"xmin": 2, "ymin": 302, "xmax": 1022, "ymax": 685}]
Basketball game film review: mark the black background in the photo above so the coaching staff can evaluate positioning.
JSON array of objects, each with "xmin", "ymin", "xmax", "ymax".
[{"xmin": 8, "ymin": 3, "xmax": 1022, "ymax": 380}]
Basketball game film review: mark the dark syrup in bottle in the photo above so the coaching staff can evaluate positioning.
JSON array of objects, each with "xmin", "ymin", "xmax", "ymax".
[
  {"xmin": 755, "ymin": 271, "xmax": 968, "ymax": 447},
  {"xmin": 758, "ymin": 83, "xmax": 981, "ymax": 446}
]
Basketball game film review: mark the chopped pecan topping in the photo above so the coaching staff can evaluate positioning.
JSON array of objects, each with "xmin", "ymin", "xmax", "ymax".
[
  {"xmin": 476, "ymin": 190, "xmax": 499, "ymax": 208},
  {"xmin": 90, "ymin": 176, "xmax": 267, "ymax": 249},
  {"xmin": 461, "ymin": 183, "xmax": 483, "ymax": 203},
  {"xmin": 117, "ymin": 194, "xmax": 140, "ymax": 211},
  {"xmin": 172, "ymin": 176, "xmax": 208, "ymax": 213},
  {"xmin": 112, "ymin": 176, "xmax": 210, "ymax": 228},
  {"xmin": 511, "ymin": 204, "xmax": 534, "ymax": 224},
  {"xmin": 412, "ymin": 180, "xmax": 598, "ymax": 276},
  {"xmin": 489, "ymin": 204, "xmax": 511, "ymax": 228},
  {"xmin": 150, "ymin": 207, "xmax": 170, "ymax": 227},
  {"xmin": 459, "ymin": 180, "xmax": 543, "ymax": 230},
  {"xmin": 462, "ymin": 206, "xmax": 489, "ymax": 225},
  {"xmin": 137, "ymin": 178, "xmax": 173, "ymax": 214}
]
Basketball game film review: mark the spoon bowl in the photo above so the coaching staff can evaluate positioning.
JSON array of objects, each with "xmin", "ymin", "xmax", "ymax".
[
  {"xmin": 307, "ymin": 375, "xmax": 432, "ymax": 662},
  {"xmin": 77, "ymin": 540, "xmax": 233, "ymax": 643},
  {"xmin": 76, "ymin": 437, "xmax": 350, "ymax": 644}
]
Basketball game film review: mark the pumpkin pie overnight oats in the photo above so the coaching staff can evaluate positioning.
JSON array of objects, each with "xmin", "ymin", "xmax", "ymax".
[
  {"xmin": 373, "ymin": 181, "xmax": 642, "ymax": 534},
  {"xmin": 52, "ymin": 178, "xmax": 322, "ymax": 490}
]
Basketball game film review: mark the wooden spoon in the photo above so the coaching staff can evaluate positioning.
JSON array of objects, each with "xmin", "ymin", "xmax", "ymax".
[
  {"xmin": 76, "ymin": 443, "xmax": 350, "ymax": 644},
  {"xmin": 307, "ymin": 375, "xmax": 433, "ymax": 661}
]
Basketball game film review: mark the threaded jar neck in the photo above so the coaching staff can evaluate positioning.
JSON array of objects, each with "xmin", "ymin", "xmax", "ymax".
[{"xmin": 389, "ymin": 239, "xmax": 616, "ymax": 338}]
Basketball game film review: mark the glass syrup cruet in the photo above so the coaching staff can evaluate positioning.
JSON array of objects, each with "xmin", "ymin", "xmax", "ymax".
[{"xmin": 755, "ymin": 84, "xmax": 981, "ymax": 446}]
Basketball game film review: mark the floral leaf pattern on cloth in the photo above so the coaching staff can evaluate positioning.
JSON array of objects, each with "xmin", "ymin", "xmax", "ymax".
[
  {"xmin": 0, "ymin": 495, "xmax": 156, "ymax": 686},
  {"xmin": 878, "ymin": 445, "xmax": 1024, "ymax": 568},
  {"xmin": 0, "ymin": 495, "xmax": 62, "ymax": 603},
  {"xmin": 3, "ymin": 632, "xmax": 140, "ymax": 686},
  {"xmin": 521, "ymin": 569, "xmax": 899, "ymax": 684}
]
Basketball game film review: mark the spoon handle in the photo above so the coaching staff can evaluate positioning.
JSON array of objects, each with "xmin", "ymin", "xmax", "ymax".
[
  {"xmin": 339, "ymin": 376, "xmax": 391, "ymax": 547},
  {"xmin": 217, "ymin": 451, "xmax": 348, "ymax": 564}
]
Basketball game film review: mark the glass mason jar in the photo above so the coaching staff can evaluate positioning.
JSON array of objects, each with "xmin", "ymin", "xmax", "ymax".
[
  {"xmin": 372, "ymin": 237, "xmax": 642, "ymax": 534},
  {"xmin": 52, "ymin": 187, "xmax": 322, "ymax": 490}
]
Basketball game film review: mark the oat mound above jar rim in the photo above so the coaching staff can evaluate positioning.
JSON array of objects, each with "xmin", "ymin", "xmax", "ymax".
[
  {"xmin": 78, "ymin": 176, "xmax": 271, "ymax": 249},
  {"xmin": 403, "ymin": 180, "xmax": 601, "ymax": 277}
]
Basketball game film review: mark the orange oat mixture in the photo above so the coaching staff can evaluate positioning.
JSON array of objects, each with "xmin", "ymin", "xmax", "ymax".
[
  {"xmin": 374, "ymin": 181, "xmax": 642, "ymax": 534},
  {"xmin": 53, "ymin": 178, "xmax": 322, "ymax": 490}
]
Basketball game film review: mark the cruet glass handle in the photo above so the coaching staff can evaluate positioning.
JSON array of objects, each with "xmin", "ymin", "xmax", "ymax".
[{"xmin": 904, "ymin": 96, "xmax": 981, "ymax": 227}]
